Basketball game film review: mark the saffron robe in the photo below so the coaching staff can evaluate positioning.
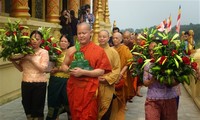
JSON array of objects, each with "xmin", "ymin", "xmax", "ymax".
[
  {"xmin": 67, "ymin": 42, "xmax": 112, "ymax": 120},
  {"xmin": 110, "ymin": 44, "xmax": 133, "ymax": 120},
  {"xmin": 98, "ymin": 44, "xmax": 121, "ymax": 120}
]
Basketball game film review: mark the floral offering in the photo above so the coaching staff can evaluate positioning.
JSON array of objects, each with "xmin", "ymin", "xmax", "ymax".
[
  {"xmin": 129, "ymin": 28, "xmax": 157, "ymax": 81},
  {"xmin": 38, "ymin": 27, "xmax": 62, "ymax": 62},
  {"xmin": 0, "ymin": 19, "xmax": 34, "ymax": 61},
  {"xmin": 150, "ymin": 31, "xmax": 197, "ymax": 86},
  {"xmin": 129, "ymin": 28, "xmax": 198, "ymax": 86}
]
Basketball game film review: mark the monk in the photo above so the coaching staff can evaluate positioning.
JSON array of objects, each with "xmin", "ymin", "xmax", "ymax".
[
  {"xmin": 110, "ymin": 32, "xmax": 133, "ymax": 120},
  {"xmin": 122, "ymin": 30, "xmax": 136, "ymax": 101},
  {"xmin": 98, "ymin": 30, "xmax": 121, "ymax": 120},
  {"xmin": 61, "ymin": 22, "xmax": 112, "ymax": 120}
]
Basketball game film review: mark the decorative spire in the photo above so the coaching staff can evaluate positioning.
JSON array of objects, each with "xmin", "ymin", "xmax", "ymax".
[
  {"xmin": 104, "ymin": 0, "xmax": 112, "ymax": 34},
  {"xmin": 97, "ymin": 0, "xmax": 104, "ymax": 22},
  {"xmin": 92, "ymin": 8, "xmax": 100, "ymax": 44},
  {"xmin": 104, "ymin": 1, "xmax": 110, "ymax": 24}
]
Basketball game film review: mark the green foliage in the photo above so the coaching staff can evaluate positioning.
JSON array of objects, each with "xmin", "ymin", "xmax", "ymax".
[
  {"xmin": 122, "ymin": 24, "xmax": 200, "ymax": 48},
  {"xmin": 38, "ymin": 27, "xmax": 62, "ymax": 62},
  {"xmin": 129, "ymin": 27, "xmax": 198, "ymax": 86},
  {"xmin": 0, "ymin": 19, "xmax": 34, "ymax": 61}
]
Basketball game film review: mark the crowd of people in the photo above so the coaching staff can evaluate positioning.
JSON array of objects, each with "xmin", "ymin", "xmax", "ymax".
[{"xmin": 9, "ymin": 4, "xmax": 197, "ymax": 120}]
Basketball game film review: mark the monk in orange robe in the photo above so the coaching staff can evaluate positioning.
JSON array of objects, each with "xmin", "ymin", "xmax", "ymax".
[
  {"xmin": 110, "ymin": 32, "xmax": 133, "ymax": 120},
  {"xmin": 123, "ymin": 30, "xmax": 136, "ymax": 100},
  {"xmin": 62, "ymin": 22, "xmax": 112, "ymax": 120}
]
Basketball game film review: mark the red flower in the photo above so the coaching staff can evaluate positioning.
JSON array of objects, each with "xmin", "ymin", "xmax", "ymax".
[
  {"xmin": 159, "ymin": 56, "xmax": 167, "ymax": 65},
  {"xmin": 5, "ymin": 31, "xmax": 10, "ymax": 36},
  {"xmin": 19, "ymin": 25, "xmax": 24, "ymax": 30},
  {"xmin": 22, "ymin": 32, "xmax": 29, "ymax": 36},
  {"xmin": 41, "ymin": 39, "xmax": 45, "ymax": 44},
  {"xmin": 191, "ymin": 62, "xmax": 198, "ymax": 70},
  {"xmin": 28, "ymin": 43, "xmax": 32, "ymax": 47},
  {"xmin": 44, "ymin": 46, "xmax": 50, "ymax": 51},
  {"xmin": 140, "ymin": 40, "xmax": 146, "ymax": 46},
  {"xmin": 182, "ymin": 56, "xmax": 190, "ymax": 65},
  {"xmin": 137, "ymin": 58, "xmax": 144, "ymax": 64},
  {"xmin": 162, "ymin": 40, "xmax": 168, "ymax": 45},
  {"xmin": 56, "ymin": 50, "xmax": 62, "ymax": 55},
  {"xmin": 150, "ymin": 58, "xmax": 155, "ymax": 63},
  {"xmin": 13, "ymin": 31, "xmax": 17, "ymax": 35},
  {"xmin": 47, "ymin": 38, "xmax": 51, "ymax": 43},
  {"xmin": 52, "ymin": 43, "xmax": 57, "ymax": 47},
  {"xmin": 185, "ymin": 50, "xmax": 191, "ymax": 55},
  {"xmin": 171, "ymin": 50, "xmax": 178, "ymax": 56}
]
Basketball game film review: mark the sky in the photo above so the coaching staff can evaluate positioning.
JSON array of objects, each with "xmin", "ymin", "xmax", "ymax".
[{"xmin": 108, "ymin": 0, "xmax": 200, "ymax": 29}]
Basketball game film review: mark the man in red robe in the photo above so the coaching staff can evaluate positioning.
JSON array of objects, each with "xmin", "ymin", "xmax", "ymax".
[{"xmin": 62, "ymin": 22, "xmax": 112, "ymax": 120}]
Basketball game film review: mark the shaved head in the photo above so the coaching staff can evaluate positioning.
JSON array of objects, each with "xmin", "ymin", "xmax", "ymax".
[
  {"xmin": 77, "ymin": 22, "xmax": 92, "ymax": 46},
  {"xmin": 113, "ymin": 32, "xmax": 123, "ymax": 40},
  {"xmin": 123, "ymin": 30, "xmax": 131, "ymax": 45},
  {"xmin": 113, "ymin": 32, "xmax": 123, "ymax": 47},
  {"xmin": 99, "ymin": 30, "xmax": 110, "ymax": 37},
  {"xmin": 77, "ymin": 22, "xmax": 91, "ymax": 31},
  {"xmin": 123, "ymin": 31, "xmax": 131, "ymax": 37}
]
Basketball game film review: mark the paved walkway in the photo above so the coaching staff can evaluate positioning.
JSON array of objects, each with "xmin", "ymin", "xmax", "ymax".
[{"xmin": 0, "ymin": 85, "xmax": 200, "ymax": 120}]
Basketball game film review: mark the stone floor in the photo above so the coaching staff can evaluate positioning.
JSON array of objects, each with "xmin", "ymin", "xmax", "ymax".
[{"xmin": 0, "ymin": 85, "xmax": 200, "ymax": 120}]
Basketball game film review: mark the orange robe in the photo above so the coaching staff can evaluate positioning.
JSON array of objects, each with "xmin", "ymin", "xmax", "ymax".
[
  {"xmin": 110, "ymin": 44, "xmax": 133, "ymax": 120},
  {"xmin": 67, "ymin": 42, "xmax": 112, "ymax": 120}
]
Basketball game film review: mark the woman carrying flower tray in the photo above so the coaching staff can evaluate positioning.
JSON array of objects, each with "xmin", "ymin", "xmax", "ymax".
[
  {"xmin": 10, "ymin": 30, "xmax": 49, "ymax": 120},
  {"xmin": 46, "ymin": 34, "xmax": 73, "ymax": 120},
  {"xmin": 143, "ymin": 42, "xmax": 179, "ymax": 120}
]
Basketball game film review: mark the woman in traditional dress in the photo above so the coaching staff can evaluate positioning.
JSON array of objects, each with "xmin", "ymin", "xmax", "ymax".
[
  {"xmin": 46, "ymin": 34, "xmax": 73, "ymax": 120},
  {"xmin": 11, "ymin": 30, "xmax": 49, "ymax": 120}
]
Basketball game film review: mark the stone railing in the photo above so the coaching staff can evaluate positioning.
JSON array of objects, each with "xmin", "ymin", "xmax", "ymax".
[
  {"xmin": 184, "ymin": 49, "xmax": 200, "ymax": 110},
  {"xmin": 0, "ymin": 16, "xmax": 61, "ymax": 105}
]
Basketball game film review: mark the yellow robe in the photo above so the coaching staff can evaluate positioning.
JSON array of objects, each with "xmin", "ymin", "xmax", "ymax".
[
  {"xmin": 98, "ymin": 44, "xmax": 121, "ymax": 120},
  {"xmin": 110, "ymin": 44, "xmax": 133, "ymax": 120}
]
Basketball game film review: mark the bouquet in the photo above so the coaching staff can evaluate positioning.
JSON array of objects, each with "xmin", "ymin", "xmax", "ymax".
[
  {"xmin": 150, "ymin": 30, "xmax": 197, "ymax": 86},
  {"xmin": 0, "ymin": 19, "xmax": 34, "ymax": 61},
  {"xmin": 38, "ymin": 27, "xmax": 62, "ymax": 62},
  {"xmin": 129, "ymin": 28, "xmax": 157, "ymax": 81},
  {"xmin": 129, "ymin": 28, "xmax": 198, "ymax": 86}
]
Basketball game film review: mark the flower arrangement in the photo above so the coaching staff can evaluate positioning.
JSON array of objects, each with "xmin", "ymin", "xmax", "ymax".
[
  {"xmin": 150, "ymin": 30, "xmax": 197, "ymax": 86},
  {"xmin": 129, "ymin": 28, "xmax": 157, "ymax": 81},
  {"xmin": 38, "ymin": 27, "xmax": 62, "ymax": 62},
  {"xmin": 0, "ymin": 19, "xmax": 34, "ymax": 61},
  {"xmin": 129, "ymin": 28, "xmax": 198, "ymax": 86}
]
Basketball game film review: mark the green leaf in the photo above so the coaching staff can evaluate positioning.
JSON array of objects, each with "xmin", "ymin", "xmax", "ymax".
[
  {"xmin": 167, "ymin": 77, "xmax": 172, "ymax": 85},
  {"xmin": 21, "ymin": 36, "xmax": 30, "ymax": 39},
  {"xmin": 159, "ymin": 76, "xmax": 165, "ymax": 84},
  {"xmin": 176, "ymin": 54, "xmax": 183, "ymax": 62},
  {"xmin": 141, "ymin": 59, "xmax": 151, "ymax": 69},
  {"xmin": 174, "ymin": 58, "xmax": 179, "ymax": 68},
  {"xmin": 158, "ymin": 32, "xmax": 164, "ymax": 38},
  {"xmin": 182, "ymin": 75, "xmax": 190, "ymax": 85},
  {"xmin": 138, "ymin": 34, "xmax": 147, "ymax": 40},
  {"xmin": 171, "ymin": 33, "xmax": 179, "ymax": 42}
]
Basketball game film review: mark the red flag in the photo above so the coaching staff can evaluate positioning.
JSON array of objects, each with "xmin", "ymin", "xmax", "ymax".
[
  {"xmin": 176, "ymin": 6, "xmax": 181, "ymax": 33},
  {"xmin": 167, "ymin": 15, "xmax": 172, "ymax": 32}
]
